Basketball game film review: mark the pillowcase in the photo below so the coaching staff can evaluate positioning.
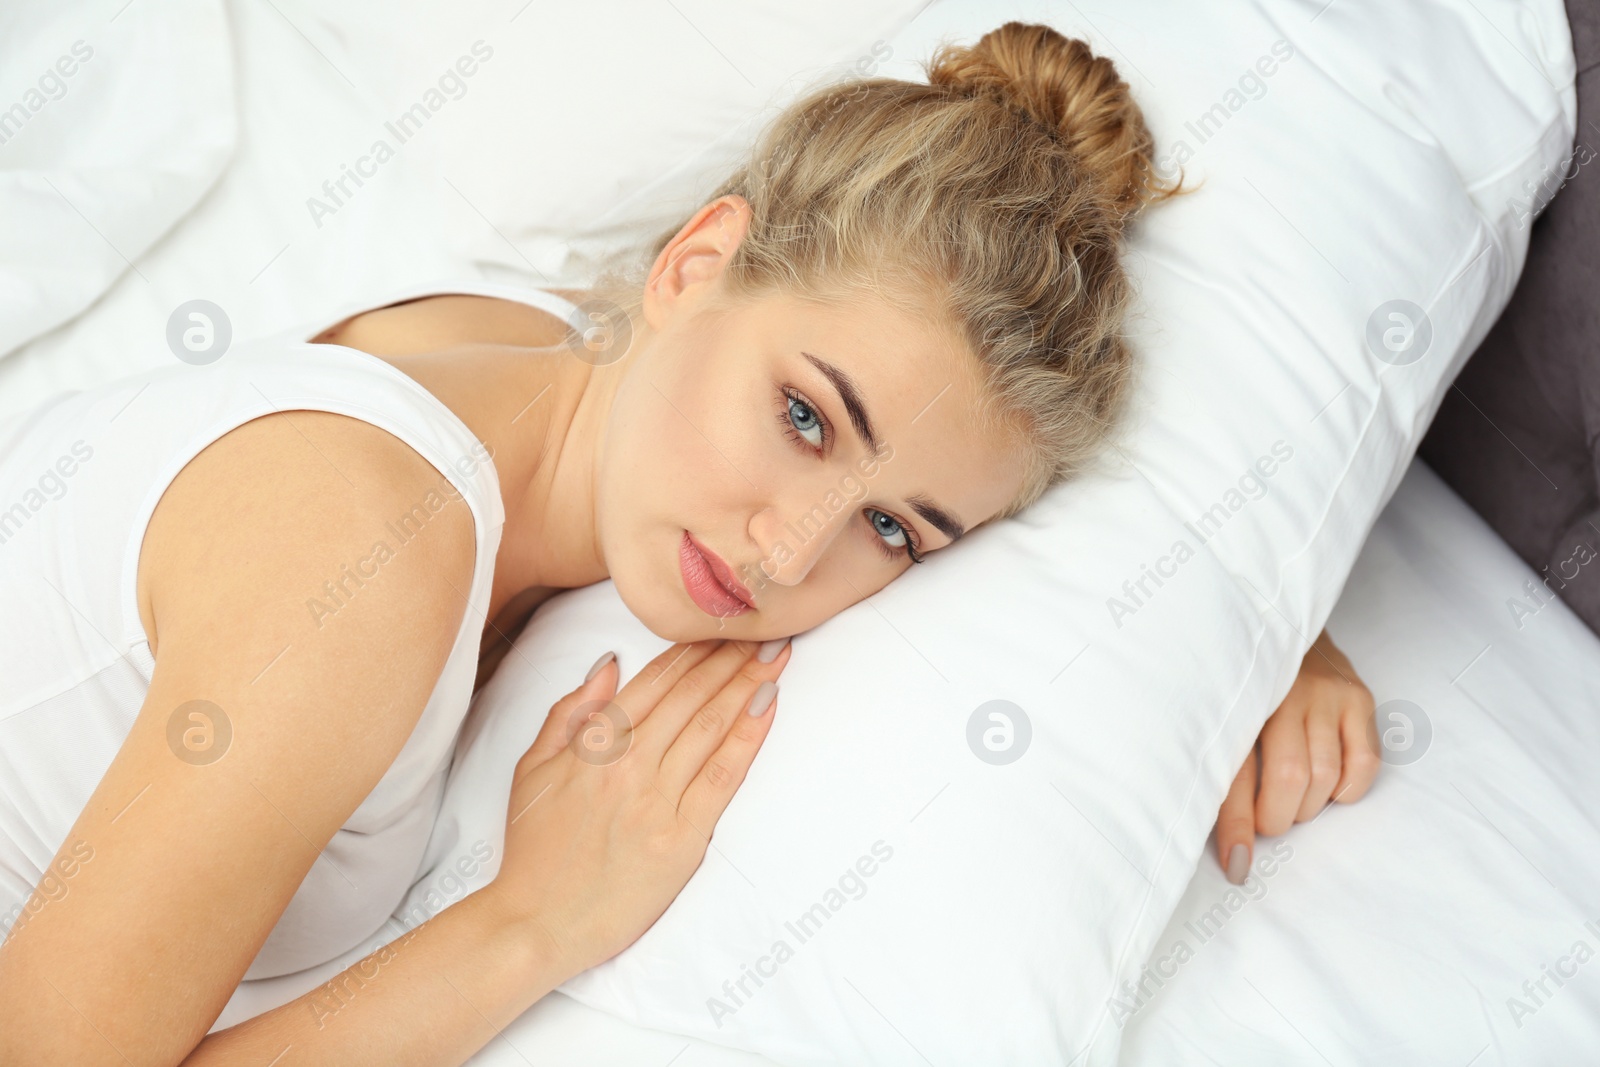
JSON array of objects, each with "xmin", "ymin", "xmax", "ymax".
[
  {"xmin": 301, "ymin": 0, "xmax": 935, "ymax": 290},
  {"xmin": 392, "ymin": 0, "xmax": 1575, "ymax": 1063}
]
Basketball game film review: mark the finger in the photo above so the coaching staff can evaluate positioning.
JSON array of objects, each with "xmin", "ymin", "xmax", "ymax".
[
  {"xmin": 516, "ymin": 652, "xmax": 620, "ymax": 778},
  {"xmin": 632, "ymin": 639, "xmax": 770, "ymax": 759},
  {"xmin": 1294, "ymin": 705, "xmax": 1343, "ymax": 822},
  {"xmin": 1255, "ymin": 704, "xmax": 1310, "ymax": 837},
  {"xmin": 678, "ymin": 684, "xmax": 780, "ymax": 833},
  {"xmin": 1333, "ymin": 689, "xmax": 1382, "ymax": 804},
  {"xmin": 658, "ymin": 639, "xmax": 791, "ymax": 799},
  {"xmin": 611, "ymin": 640, "xmax": 723, "ymax": 731},
  {"xmin": 1216, "ymin": 743, "xmax": 1258, "ymax": 885}
]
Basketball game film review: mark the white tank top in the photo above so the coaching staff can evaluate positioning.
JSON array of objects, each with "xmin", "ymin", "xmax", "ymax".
[{"xmin": 0, "ymin": 279, "xmax": 582, "ymax": 980}]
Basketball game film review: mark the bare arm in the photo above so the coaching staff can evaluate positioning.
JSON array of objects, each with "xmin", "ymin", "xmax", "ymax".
[
  {"xmin": 183, "ymin": 886, "xmax": 572, "ymax": 1065},
  {"xmin": 0, "ymin": 411, "xmax": 507, "ymax": 1064}
]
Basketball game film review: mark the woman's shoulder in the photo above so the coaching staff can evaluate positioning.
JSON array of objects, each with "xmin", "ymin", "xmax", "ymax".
[
  {"xmin": 137, "ymin": 405, "xmax": 478, "ymax": 663},
  {"xmin": 311, "ymin": 289, "xmax": 584, "ymax": 359}
]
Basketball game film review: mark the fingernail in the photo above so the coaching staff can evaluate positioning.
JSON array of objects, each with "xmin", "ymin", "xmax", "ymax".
[
  {"xmin": 585, "ymin": 651, "xmax": 616, "ymax": 683},
  {"xmin": 1226, "ymin": 843, "xmax": 1250, "ymax": 886},
  {"xmin": 746, "ymin": 680, "xmax": 777, "ymax": 717},
  {"xmin": 756, "ymin": 637, "xmax": 789, "ymax": 663}
]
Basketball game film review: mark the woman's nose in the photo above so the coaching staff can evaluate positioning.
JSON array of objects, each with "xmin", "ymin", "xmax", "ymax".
[{"xmin": 750, "ymin": 497, "xmax": 847, "ymax": 586}]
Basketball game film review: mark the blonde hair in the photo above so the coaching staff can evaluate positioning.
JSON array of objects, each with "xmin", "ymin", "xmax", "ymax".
[{"xmin": 591, "ymin": 21, "xmax": 1180, "ymax": 519}]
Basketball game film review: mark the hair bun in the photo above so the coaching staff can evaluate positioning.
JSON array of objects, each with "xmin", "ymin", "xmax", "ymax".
[{"xmin": 925, "ymin": 21, "xmax": 1174, "ymax": 222}]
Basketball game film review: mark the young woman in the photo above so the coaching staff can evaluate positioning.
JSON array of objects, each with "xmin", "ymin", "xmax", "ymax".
[{"xmin": 0, "ymin": 21, "xmax": 1377, "ymax": 1065}]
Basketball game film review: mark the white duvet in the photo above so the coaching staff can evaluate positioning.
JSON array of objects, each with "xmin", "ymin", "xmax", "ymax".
[{"xmin": 0, "ymin": 0, "xmax": 236, "ymax": 361}]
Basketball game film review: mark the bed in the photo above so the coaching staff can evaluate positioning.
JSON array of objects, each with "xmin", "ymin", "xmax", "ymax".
[{"xmin": 4, "ymin": 0, "xmax": 1596, "ymax": 1063}]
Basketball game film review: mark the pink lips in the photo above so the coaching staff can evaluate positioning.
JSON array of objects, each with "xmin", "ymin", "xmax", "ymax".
[{"xmin": 680, "ymin": 531, "xmax": 754, "ymax": 618}]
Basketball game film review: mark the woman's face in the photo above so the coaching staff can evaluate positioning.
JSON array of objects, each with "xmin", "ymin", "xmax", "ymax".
[{"xmin": 596, "ymin": 196, "xmax": 1028, "ymax": 642}]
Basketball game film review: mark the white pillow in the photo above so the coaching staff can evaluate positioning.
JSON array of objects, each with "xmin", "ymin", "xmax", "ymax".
[
  {"xmin": 390, "ymin": 0, "xmax": 1575, "ymax": 1064},
  {"xmin": 302, "ymin": 0, "xmax": 936, "ymax": 290}
]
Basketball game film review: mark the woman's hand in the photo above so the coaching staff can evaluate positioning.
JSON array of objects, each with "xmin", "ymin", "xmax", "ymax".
[
  {"xmin": 482, "ymin": 637, "xmax": 791, "ymax": 978},
  {"xmin": 1214, "ymin": 629, "xmax": 1381, "ymax": 884}
]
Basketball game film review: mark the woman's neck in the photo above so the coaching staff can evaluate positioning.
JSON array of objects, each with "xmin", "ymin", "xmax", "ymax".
[
  {"xmin": 317, "ymin": 287, "xmax": 631, "ymax": 625},
  {"xmin": 486, "ymin": 344, "xmax": 625, "ymax": 619}
]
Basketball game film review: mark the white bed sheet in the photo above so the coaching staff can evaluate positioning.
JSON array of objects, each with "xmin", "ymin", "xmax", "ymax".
[{"xmin": 1121, "ymin": 459, "xmax": 1600, "ymax": 1066}]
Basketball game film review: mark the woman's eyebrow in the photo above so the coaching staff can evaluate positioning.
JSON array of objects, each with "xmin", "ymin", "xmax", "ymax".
[
  {"xmin": 800, "ymin": 351, "xmax": 966, "ymax": 545},
  {"xmin": 907, "ymin": 495, "xmax": 965, "ymax": 543},
  {"xmin": 801, "ymin": 351, "xmax": 879, "ymax": 453}
]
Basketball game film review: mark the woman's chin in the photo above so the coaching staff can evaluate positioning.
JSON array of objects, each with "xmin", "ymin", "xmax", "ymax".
[{"xmin": 615, "ymin": 575, "xmax": 720, "ymax": 643}]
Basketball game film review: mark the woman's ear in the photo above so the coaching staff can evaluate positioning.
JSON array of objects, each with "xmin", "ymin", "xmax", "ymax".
[{"xmin": 641, "ymin": 195, "xmax": 752, "ymax": 329}]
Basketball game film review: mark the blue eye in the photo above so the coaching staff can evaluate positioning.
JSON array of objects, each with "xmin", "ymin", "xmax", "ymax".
[
  {"xmin": 786, "ymin": 393, "xmax": 824, "ymax": 448},
  {"xmin": 869, "ymin": 509, "xmax": 907, "ymax": 548},
  {"xmin": 867, "ymin": 509, "xmax": 925, "ymax": 563}
]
